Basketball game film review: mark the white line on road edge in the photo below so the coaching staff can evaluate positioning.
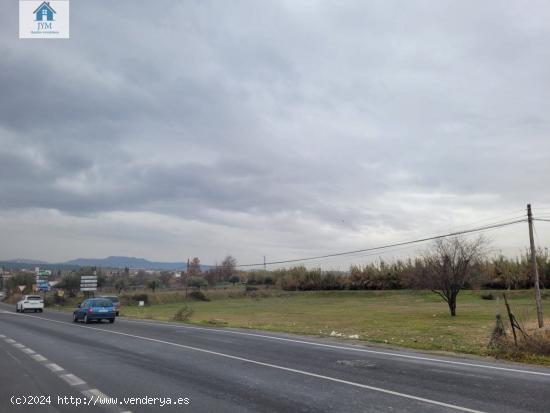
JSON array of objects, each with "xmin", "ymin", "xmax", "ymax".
[
  {"xmin": 120, "ymin": 318, "xmax": 550, "ymax": 378},
  {"xmin": 22, "ymin": 348, "xmax": 35, "ymax": 354},
  {"xmin": 4, "ymin": 307, "xmax": 550, "ymax": 377},
  {"xmin": 5, "ymin": 312, "xmax": 485, "ymax": 412}
]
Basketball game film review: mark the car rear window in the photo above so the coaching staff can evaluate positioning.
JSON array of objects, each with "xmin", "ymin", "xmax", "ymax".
[
  {"xmin": 28, "ymin": 296, "xmax": 42, "ymax": 300},
  {"xmin": 90, "ymin": 300, "xmax": 113, "ymax": 307}
]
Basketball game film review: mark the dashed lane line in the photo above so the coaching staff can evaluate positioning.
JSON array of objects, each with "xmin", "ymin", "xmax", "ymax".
[
  {"xmin": 31, "ymin": 354, "xmax": 48, "ymax": 362},
  {"xmin": 45, "ymin": 362, "xmax": 64, "ymax": 372},
  {"xmin": 2, "ymin": 334, "xmax": 131, "ymax": 413},
  {"xmin": 60, "ymin": 373, "xmax": 86, "ymax": 386},
  {"xmin": 3, "ymin": 311, "xmax": 487, "ymax": 413}
]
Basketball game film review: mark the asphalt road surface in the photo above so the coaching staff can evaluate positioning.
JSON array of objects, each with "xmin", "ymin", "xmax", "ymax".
[{"xmin": 1, "ymin": 302, "xmax": 549, "ymax": 413}]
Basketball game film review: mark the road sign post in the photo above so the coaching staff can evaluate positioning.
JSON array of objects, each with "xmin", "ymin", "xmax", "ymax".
[{"xmin": 80, "ymin": 275, "xmax": 98, "ymax": 294}]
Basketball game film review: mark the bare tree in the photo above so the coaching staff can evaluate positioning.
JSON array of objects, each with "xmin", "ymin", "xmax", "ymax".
[
  {"xmin": 423, "ymin": 236, "xmax": 487, "ymax": 316},
  {"xmin": 220, "ymin": 255, "xmax": 237, "ymax": 282},
  {"xmin": 188, "ymin": 257, "xmax": 202, "ymax": 277}
]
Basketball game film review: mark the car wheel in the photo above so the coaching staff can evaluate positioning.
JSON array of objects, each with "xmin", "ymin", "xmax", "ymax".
[
  {"xmin": 109, "ymin": 318, "xmax": 115, "ymax": 324},
  {"xmin": 15, "ymin": 306, "xmax": 19, "ymax": 313},
  {"xmin": 39, "ymin": 309, "xmax": 43, "ymax": 313},
  {"xmin": 116, "ymin": 311, "xmax": 119, "ymax": 316},
  {"xmin": 84, "ymin": 314, "xmax": 89, "ymax": 324},
  {"xmin": 73, "ymin": 313, "xmax": 78, "ymax": 322}
]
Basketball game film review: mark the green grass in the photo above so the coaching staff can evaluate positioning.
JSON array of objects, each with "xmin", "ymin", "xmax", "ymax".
[{"xmin": 116, "ymin": 289, "xmax": 549, "ymax": 365}]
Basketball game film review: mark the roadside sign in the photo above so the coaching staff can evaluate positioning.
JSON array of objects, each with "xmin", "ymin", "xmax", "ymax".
[
  {"xmin": 80, "ymin": 275, "xmax": 98, "ymax": 292},
  {"xmin": 18, "ymin": 285, "xmax": 26, "ymax": 292}
]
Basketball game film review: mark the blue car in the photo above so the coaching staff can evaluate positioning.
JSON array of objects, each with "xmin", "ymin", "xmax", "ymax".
[{"xmin": 73, "ymin": 298, "xmax": 116, "ymax": 324}]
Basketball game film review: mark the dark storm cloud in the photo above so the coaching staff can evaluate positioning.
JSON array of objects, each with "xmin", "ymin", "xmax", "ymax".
[{"xmin": 1, "ymin": 0, "xmax": 550, "ymax": 262}]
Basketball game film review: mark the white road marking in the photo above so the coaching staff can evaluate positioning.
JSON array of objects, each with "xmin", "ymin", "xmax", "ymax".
[
  {"xmin": 0, "ymin": 329, "xmax": 128, "ymax": 413},
  {"xmin": 121, "ymin": 317, "xmax": 550, "ymax": 378},
  {"xmin": 4, "ymin": 338, "xmax": 16, "ymax": 343},
  {"xmin": 31, "ymin": 354, "xmax": 47, "ymax": 362},
  {"xmin": 45, "ymin": 363, "xmax": 64, "ymax": 372},
  {"xmin": 82, "ymin": 388, "xmax": 108, "ymax": 398},
  {"xmin": 6, "ymin": 313, "xmax": 484, "ymax": 412},
  {"xmin": 60, "ymin": 373, "xmax": 86, "ymax": 386},
  {"xmin": 6, "ymin": 308, "xmax": 550, "ymax": 377}
]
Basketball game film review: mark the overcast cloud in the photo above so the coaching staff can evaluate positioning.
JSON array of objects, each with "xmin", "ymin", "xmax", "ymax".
[{"xmin": 1, "ymin": 1, "xmax": 550, "ymax": 267}]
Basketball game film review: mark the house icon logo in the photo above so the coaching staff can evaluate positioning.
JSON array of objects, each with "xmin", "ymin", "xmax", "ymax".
[
  {"xmin": 34, "ymin": 1, "xmax": 56, "ymax": 22},
  {"xmin": 19, "ymin": 0, "xmax": 69, "ymax": 39}
]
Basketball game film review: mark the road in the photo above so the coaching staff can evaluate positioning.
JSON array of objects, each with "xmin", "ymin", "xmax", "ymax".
[{"xmin": 1, "ymin": 302, "xmax": 549, "ymax": 413}]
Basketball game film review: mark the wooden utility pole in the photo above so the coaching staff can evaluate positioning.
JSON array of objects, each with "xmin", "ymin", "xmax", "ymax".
[
  {"xmin": 263, "ymin": 256, "xmax": 267, "ymax": 272},
  {"xmin": 527, "ymin": 204, "xmax": 544, "ymax": 328}
]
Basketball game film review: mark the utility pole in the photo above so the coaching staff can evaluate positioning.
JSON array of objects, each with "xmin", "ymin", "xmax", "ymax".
[
  {"xmin": 263, "ymin": 256, "xmax": 267, "ymax": 272},
  {"xmin": 527, "ymin": 204, "xmax": 544, "ymax": 328}
]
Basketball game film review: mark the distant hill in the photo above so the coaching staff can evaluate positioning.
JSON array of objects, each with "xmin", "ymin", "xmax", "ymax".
[
  {"xmin": 3, "ymin": 258, "xmax": 49, "ymax": 265},
  {"xmin": 63, "ymin": 256, "xmax": 210, "ymax": 271},
  {"xmin": 1, "ymin": 256, "xmax": 211, "ymax": 271}
]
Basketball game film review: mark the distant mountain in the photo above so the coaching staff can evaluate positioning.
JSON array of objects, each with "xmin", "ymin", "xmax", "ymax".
[
  {"xmin": 3, "ymin": 258, "xmax": 49, "ymax": 265},
  {"xmin": 62, "ymin": 256, "xmax": 210, "ymax": 271},
  {"xmin": 1, "ymin": 256, "xmax": 211, "ymax": 271}
]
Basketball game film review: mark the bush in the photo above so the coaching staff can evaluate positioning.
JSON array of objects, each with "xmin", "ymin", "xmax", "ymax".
[
  {"xmin": 489, "ymin": 333, "xmax": 550, "ymax": 361},
  {"xmin": 245, "ymin": 285, "xmax": 258, "ymax": 292},
  {"xmin": 173, "ymin": 305, "xmax": 194, "ymax": 321},
  {"xmin": 481, "ymin": 293, "xmax": 495, "ymax": 300},
  {"xmin": 187, "ymin": 276, "xmax": 208, "ymax": 290},
  {"xmin": 189, "ymin": 290, "xmax": 210, "ymax": 301}
]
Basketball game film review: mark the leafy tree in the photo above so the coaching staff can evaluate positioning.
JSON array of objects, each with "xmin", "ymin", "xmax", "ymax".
[
  {"xmin": 147, "ymin": 279, "xmax": 161, "ymax": 292},
  {"xmin": 114, "ymin": 277, "xmax": 128, "ymax": 294},
  {"xmin": 187, "ymin": 276, "xmax": 208, "ymax": 290},
  {"xmin": 229, "ymin": 275, "xmax": 240, "ymax": 286},
  {"xmin": 58, "ymin": 273, "xmax": 81, "ymax": 297},
  {"xmin": 7, "ymin": 273, "xmax": 36, "ymax": 294}
]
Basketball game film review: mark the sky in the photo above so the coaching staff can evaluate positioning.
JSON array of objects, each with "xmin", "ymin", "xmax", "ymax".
[{"xmin": 1, "ymin": 1, "xmax": 550, "ymax": 268}]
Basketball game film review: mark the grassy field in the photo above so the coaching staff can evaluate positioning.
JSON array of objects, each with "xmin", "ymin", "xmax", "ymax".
[{"xmin": 115, "ymin": 289, "xmax": 548, "ymax": 364}]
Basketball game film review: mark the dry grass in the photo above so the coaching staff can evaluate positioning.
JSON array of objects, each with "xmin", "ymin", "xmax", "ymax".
[{"xmin": 119, "ymin": 289, "xmax": 549, "ymax": 364}]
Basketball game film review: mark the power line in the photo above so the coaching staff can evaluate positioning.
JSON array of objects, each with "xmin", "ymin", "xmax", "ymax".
[
  {"xmin": 535, "ymin": 218, "xmax": 550, "ymax": 223},
  {"xmin": 237, "ymin": 219, "xmax": 526, "ymax": 268}
]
